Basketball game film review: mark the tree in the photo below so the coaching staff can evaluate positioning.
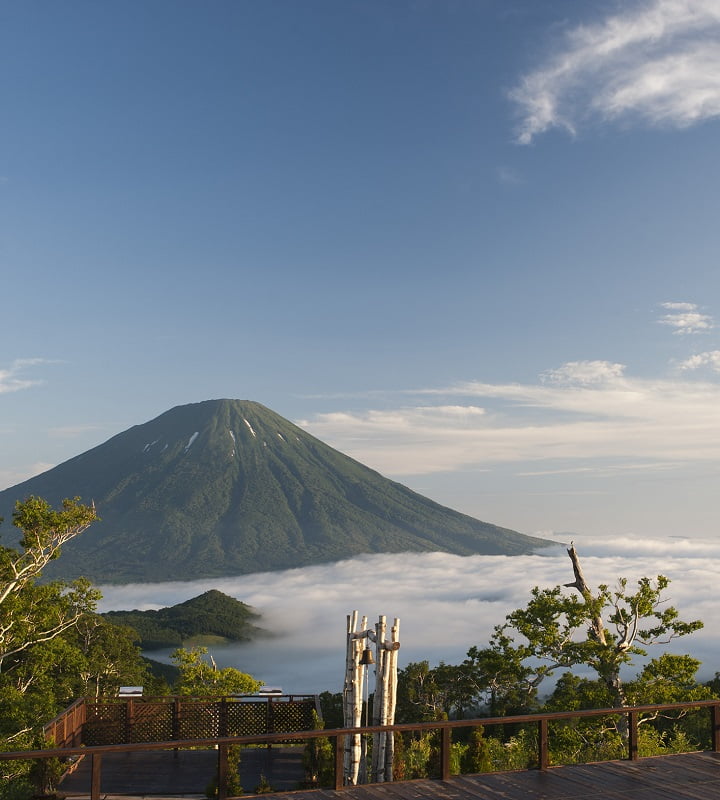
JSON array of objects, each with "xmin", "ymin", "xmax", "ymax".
[
  {"xmin": 170, "ymin": 646, "xmax": 262, "ymax": 695},
  {"xmin": 491, "ymin": 545, "xmax": 704, "ymax": 738},
  {"xmin": 70, "ymin": 616, "xmax": 150, "ymax": 699},
  {"xmin": 0, "ymin": 496, "xmax": 106, "ymax": 796},
  {"xmin": 0, "ymin": 497, "xmax": 99, "ymax": 673},
  {"xmin": 461, "ymin": 640, "xmax": 540, "ymax": 717}
]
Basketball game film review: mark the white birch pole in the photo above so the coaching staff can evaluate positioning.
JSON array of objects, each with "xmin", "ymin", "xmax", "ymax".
[
  {"xmin": 343, "ymin": 611, "xmax": 358, "ymax": 784},
  {"xmin": 343, "ymin": 611, "xmax": 368, "ymax": 785},
  {"xmin": 343, "ymin": 611, "xmax": 399, "ymax": 785},
  {"xmin": 371, "ymin": 615, "xmax": 386, "ymax": 782},
  {"xmin": 384, "ymin": 617, "xmax": 400, "ymax": 782}
]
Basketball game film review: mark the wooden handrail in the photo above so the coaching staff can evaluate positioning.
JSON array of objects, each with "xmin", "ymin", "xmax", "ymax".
[{"xmin": 6, "ymin": 698, "xmax": 720, "ymax": 800}]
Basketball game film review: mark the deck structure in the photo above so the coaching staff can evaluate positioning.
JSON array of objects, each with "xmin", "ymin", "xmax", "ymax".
[
  {"xmin": 4, "ymin": 698, "xmax": 720, "ymax": 799},
  {"xmin": 58, "ymin": 751, "xmax": 720, "ymax": 800}
]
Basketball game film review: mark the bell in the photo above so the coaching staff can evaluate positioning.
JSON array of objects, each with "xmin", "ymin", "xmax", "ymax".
[{"xmin": 359, "ymin": 647, "xmax": 375, "ymax": 665}]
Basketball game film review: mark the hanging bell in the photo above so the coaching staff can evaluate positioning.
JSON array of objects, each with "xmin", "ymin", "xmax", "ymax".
[{"xmin": 359, "ymin": 647, "xmax": 375, "ymax": 665}]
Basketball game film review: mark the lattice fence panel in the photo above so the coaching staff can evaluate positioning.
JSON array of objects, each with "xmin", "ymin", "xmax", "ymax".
[
  {"xmin": 81, "ymin": 698, "xmax": 318, "ymax": 745},
  {"xmin": 270, "ymin": 700, "xmax": 316, "ymax": 733},
  {"xmin": 83, "ymin": 703, "xmax": 125, "ymax": 745},
  {"xmin": 176, "ymin": 701, "xmax": 220, "ymax": 739},
  {"xmin": 226, "ymin": 702, "xmax": 268, "ymax": 736},
  {"xmin": 129, "ymin": 702, "xmax": 174, "ymax": 743}
]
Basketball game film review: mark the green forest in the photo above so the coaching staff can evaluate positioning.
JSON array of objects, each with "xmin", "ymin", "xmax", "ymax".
[
  {"xmin": 102, "ymin": 589, "xmax": 264, "ymax": 649},
  {"xmin": 1, "ymin": 496, "xmax": 717, "ymax": 798}
]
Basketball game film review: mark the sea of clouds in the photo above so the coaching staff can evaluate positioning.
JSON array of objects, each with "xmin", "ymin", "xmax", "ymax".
[{"xmin": 97, "ymin": 537, "xmax": 720, "ymax": 695}]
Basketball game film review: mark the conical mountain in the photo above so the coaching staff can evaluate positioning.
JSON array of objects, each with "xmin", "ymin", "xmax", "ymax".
[{"xmin": 0, "ymin": 399, "xmax": 550, "ymax": 583}]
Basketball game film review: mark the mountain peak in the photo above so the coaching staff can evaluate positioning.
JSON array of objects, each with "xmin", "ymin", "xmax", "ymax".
[{"xmin": 0, "ymin": 400, "xmax": 551, "ymax": 583}]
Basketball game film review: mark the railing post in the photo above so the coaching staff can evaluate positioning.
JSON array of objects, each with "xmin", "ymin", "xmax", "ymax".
[
  {"xmin": 628, "ymin": 711, "xmax": 639, "ymax": 761},
  {"xmin": 90, "ymin": 753, "xmax": 102, "ymax": 800},
  {"xmin": 440, "ymin": 727, "xmax": 452, "ymax": 780},
  {"xmin": 217, "ymin": 743, "xmax": 228, "ymax": 800},
  {"xmin": 538, "ymin": 718, "xmax": 549, "ymax": 771},
  {"xmin": 334, "ymin": 733, "xmax": 344, "ymax": 790},
  {"xmin": 711, "ymin": 704, "xmax": 720, "ymax": 752}
]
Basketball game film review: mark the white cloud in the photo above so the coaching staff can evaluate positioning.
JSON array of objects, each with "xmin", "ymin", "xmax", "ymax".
[
  {"xmin": 658, "ymin": 301, "xmax": 713, "ymax": 334},
  {"xmin": 0, "ymin": 359, "xmax": 47, "ymax": 394},
  {"xmin": 298, "ymin": 360, "xmax": 720, "ymax": 476},
  {"xmin": 540, "ymin": 360, "xmax": 626, "ymax": 385},
  {"xmin": 679, "ymin": 350, "xmax": 720, "ymax": 372},
  {"xmin": 662, "ymin": 302, "xmax": 698, "ymax": 311},
  {"xmin": 96, "ymin": 544, "xmax": 720, "ymax": 693},
  {"xmin": 511, "ymin": 0, "xmax": 720, "ymax": 143}
]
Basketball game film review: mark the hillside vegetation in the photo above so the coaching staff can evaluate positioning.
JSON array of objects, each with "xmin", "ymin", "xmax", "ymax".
[{"xmin": 102, "ymin": 590, "xmax": 262, "ymax": 649}]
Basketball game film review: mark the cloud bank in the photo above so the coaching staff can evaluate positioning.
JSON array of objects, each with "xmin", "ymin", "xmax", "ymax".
[
  {"xmin": 659, "ymin": 302, "xmax": 714, "ymax": 334},
  {"xmin": 297, "ymin": 357, "xmax": 720, "ymax": 477},
  {"xmin": 97, "ymin": 543, "xmax": 720, "ymax": 694},
  {"xmin": 511, "ymin": 0, "xmax": 720, "ymax": 143}
]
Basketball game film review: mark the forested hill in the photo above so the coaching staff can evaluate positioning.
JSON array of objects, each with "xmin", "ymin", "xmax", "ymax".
[
  {"xmin": 0, "ymin": 399, "xmax": 552, "ymax": 583},
  {"xmin": 102, "ymin": 590, "xmax": 263, "ymax": 649}
]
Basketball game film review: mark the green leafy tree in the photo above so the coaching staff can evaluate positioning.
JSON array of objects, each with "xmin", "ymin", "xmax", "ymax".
[
  {"xmin": 461, "ymin": 639, "xmax": 540, "ymax": 716},
  {"xmin": 1, "ymin": 498, "xmax": 100, "ymax": 739},
  {"xmin": 491, "ymin": 545, "xmax": 703, "ymax": 739},
  {"xmin": 70, "ymin": 616, "xmax": 150, "ymax": 699},
  {"xmin": 0, "ymin": 497, "xmax": 100, "ymax": 674},
  {"xmin": 170, "ymin": 646, "xmax": 262, "ymax": 695},
  {"xmin": 0, "ymin": 496, "xmax": 102, "ymax": 795}
]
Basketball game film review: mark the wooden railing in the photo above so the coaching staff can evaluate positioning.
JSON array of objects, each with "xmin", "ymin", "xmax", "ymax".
[
  {"xmin": 6, "ymin": 699, "xmax": 720, "ymax": 800},
  {"xmin": 43, "ymin": 698, "xmax": 86, "ymax": 748}
]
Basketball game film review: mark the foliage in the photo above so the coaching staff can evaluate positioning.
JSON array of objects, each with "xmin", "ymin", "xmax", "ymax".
[
  {"xmin": 391, "ymin": 548, "xmax": 708, "ymax": 777},
  {"xmin": 27, "ymin": 736, "xmax": 66, "ymax": 797},
  {"xmin": 302, "ymin": 710, "xmax": 334, "ymax": 788},
  {"xmin": 491, "ymin": 546, "xmax": 703, "ymax": 713},
  {"xmin": 0, "ymin": 497, "xmax": 153, "ymax": 798},
  {"xmin": 103, "ymin": 590, "xmax": 263, "ymax": 649},
  {"xmin": 0, "ymin": 497, "xmax": 100, "ymax": 672},
  {"xmin": 69, "ymin": 617, "xmax": 150, "ymax": 698},
  {"xmin": 460, "ymin": 725, "xmax": 494, "ymax": 773},
  {"xmin": 396, "ymin": 649, "xmax": 536, "ymax": 726},
  {"xmin": 170, "ymin": 646, "xmax": 263, "ymax": 695},
  {"xmin": 401, "ymin": 734, "xmax": 433, "ymax": 779},
  {"xmin": 0, "ymin": 497, "xmax": 100, "ymax": 758},
  {"xmin": 318, "ymin": 691, "xmax": 344, "ymax": 729}
]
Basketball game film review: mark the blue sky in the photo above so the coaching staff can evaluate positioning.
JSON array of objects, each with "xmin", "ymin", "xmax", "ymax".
[{"xmin": 3, "ymin": 0, "xmax": 720, "ymax": 542}]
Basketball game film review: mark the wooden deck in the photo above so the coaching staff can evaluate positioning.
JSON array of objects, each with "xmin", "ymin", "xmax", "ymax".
[
  {"xmin": 59, "ymin": 751, "xmax": 720, "ymax": 799},
  {"xmin": 251, "ymin": 752, "xmax": 720, "ymax": 799}
]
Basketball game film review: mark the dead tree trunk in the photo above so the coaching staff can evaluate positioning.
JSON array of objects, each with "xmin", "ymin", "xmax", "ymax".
[{"xmin": 563, "ymin": 545, "xmax": 629, "ymax": 735}]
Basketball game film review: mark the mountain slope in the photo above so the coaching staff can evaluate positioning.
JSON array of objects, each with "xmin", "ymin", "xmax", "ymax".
[{"xmin": 0, "ymin": 399, "xmax": 551, "ymax": 582}]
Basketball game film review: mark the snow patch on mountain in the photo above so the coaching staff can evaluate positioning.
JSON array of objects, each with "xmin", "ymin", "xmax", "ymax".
[{"xmin": 243, "ymin": 418, "xmax": 257, "ymax": 438}]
